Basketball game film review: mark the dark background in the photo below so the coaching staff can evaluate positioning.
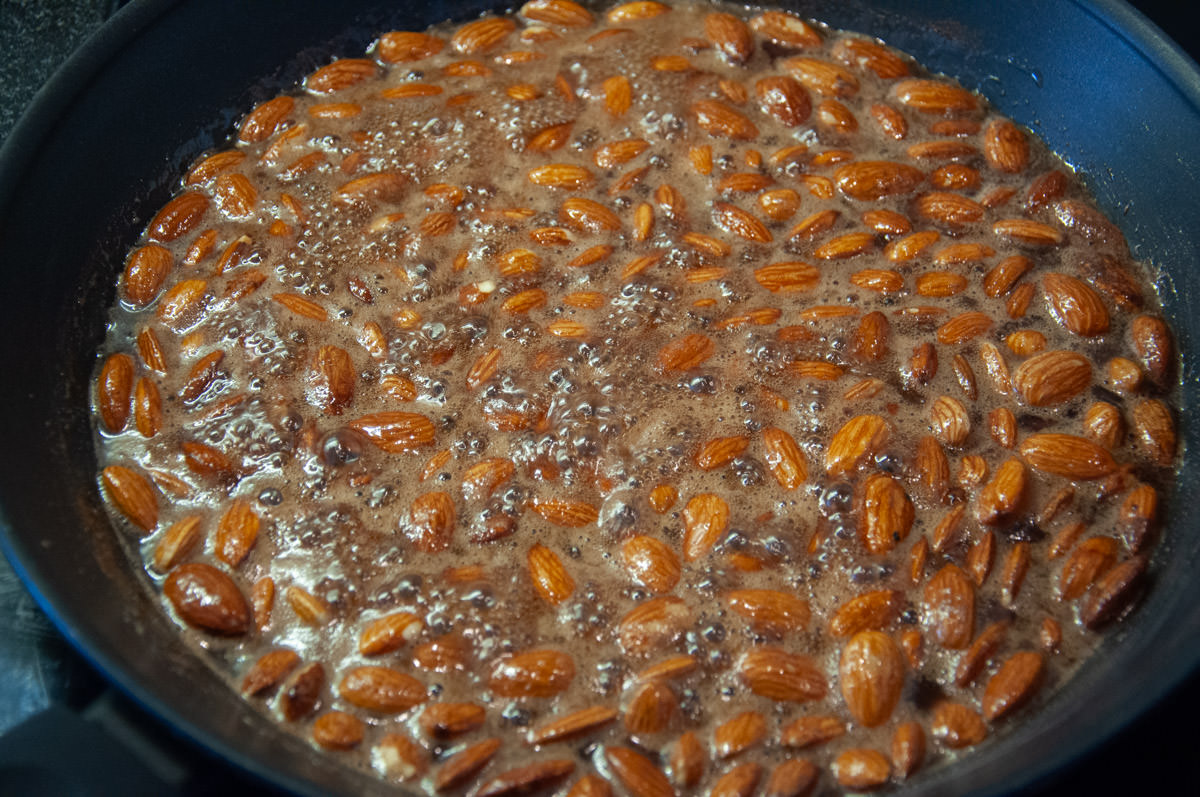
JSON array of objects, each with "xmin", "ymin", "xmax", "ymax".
[{"xmin": 0, "ymin": 0, "xmax": 1197, "ymax": 794}]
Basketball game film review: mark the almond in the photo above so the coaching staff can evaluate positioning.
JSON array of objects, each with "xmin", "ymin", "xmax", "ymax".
[
  {"xmin": 858, "ymin": 473, "xmax": 914, "ymax": 555},
  {"xmin": 761, "ymin": 427, "xmax": 809, "ymax": 490},
  {"xmin": 983, "ymin": 119, "xmax": 1029, "ymax": 173},
  {"xmin": 605, "ymin": 746, "xmax": 673, "ymax": 797},
  {"xmin": 983, "ymin": 651, "xmax": 1044, "ymax": 721},
  {"xmin": 737, "ymin": 647, "xmax": 827, "ymax": 703},
  {"xmin": 528, "ymin": 543, "xmax": 576, "ymax": 605},
  {"xmin": 931, "ymin": 701, "xmax": 987, "ymax": 748},
  {"xmin": 825, "ymin": 414, "xmax": 891, "ymax": 476},
  {"xmin": 834, "ymin": 160, "xmax": 923, "ymax": 201},
  {"xmin": 528, "ymin": 705, "xmax": 618, "ymax": 745},
  {"xmin": 705, "ymin": 12, "xmax": 754, "ymax": 63},
  {"xmin": 241, "ymin": 648, "xmax": 300, "ymax": 696},
  {"xmin": 1131, "ymin": 398, "xmax": 1176, "ymax": 465},
  {"xmin": 622, "ymin": 535, "xmax": 682, "ymax": 593},
  {"xmin": 656, "ymin": 333, "xmax": 715, "ymax": 372},
  {"xmin": 682, "ymin": 493, "xmax": 730, "ymax": 561},
  {"xmin": 475, "ymin": 760, "xmax": 576, "ymax": 797},
  {"xmin": 1013, "ymin": 350, "xmax": 1092, "ymax": 406},
  {"xmin": 693, "ymin": 99, "xmax": 759, "ymax": 140},
  {"xmin": 164, "ymin": 563, "xmax": 250, "ymax": 635},
  {"xmin": 490, "ymin": 649, "xmax": 575, "ymax": 697},
  {"xmin": 215, "ymin": 499, "xmax": 260, "ymax": 567},
  {"xmin": 1043, "ymin": 273, "xmax": 1109, "ymax": 336},
  {"xmin": 891, "ymin": 722, "xmax": 925, "ymax": 779},
  {"xmin": 351, "ymin": 411, "xmax": 437, "ymax": 451},
  {"xmin": 1018, "ymin": 433, "xmax": 1118, "ymax": 479},
  {"xmin": 833, "ymin": 748, "xmax": 890, "ymax": 791},
  {"xmin": 830, "ymin": 590, "xmax": 903, "ymax": 637},
  {"xmin": 922, "ymin": 564, "xmax": 975, "ymax": 649},
  {"xmin": 359, "ymin": 611, "xmax": 424, "ymax": 656},
  {"xmin": 435, "ymin": 738, "xmax": 502, "ymax": 792},
  {"xmin": 725, "ymin": 589, "xmax": 811, "ymax": 635},
  {"xmin": 100, "ymin": 464, "xmax": 158, "ymax": 532},
  {"xmin": 420, "ymin": 702, "xmax": 487, "ymax": 739},
  {"xmin": 755, "ymin": 76, "xmax": 811, "ymax": 127},
  {"xmin": 624, "ymin": 680, "xmax": 678, "ymax": 734},
  {"xmin": 894, "ymin": 79, "xmax": 978, "ymax": 113},
  {"xmin": 976, "ymin": 458, "xmax": 1027, "ymax": 524},
  {"xmin": 617, "ymin": 596, "xmax": 692, "ymax": 656},
  {"xmin": 839, "ymin": 631, "xmax": 905, "ymax": 727}
]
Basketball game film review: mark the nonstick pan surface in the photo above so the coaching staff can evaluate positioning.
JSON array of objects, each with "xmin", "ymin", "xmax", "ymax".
[{"xmin": 1, "ymin": 1, "xmax": 1199, "ymax": 794}]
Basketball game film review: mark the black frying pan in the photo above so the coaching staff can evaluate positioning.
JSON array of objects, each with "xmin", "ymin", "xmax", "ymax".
[{"xmin": 1, "ymin": 1, "xmax": 1199, "ymax": 794}]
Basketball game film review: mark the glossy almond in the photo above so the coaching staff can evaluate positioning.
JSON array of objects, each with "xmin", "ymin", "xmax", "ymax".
[
  {"xmin": 1013, "ymin": 350, "xmax": 1092, "ymax": 406},
  {"xmin": 725, "ymin": 590, "xmax": 811, "ymax": 635},
  {"xmin": 617, "ymin": 597, "xmax": 692, "ymax": 656},
  {"xmin": 922, "ymin": 564, "xmax": 975, "ymax": 649},
  {"xmin": 840, "ymin": 631, "xmax": 905, "ymax": 727},
  {"xmin": 983, "ymin": 651, "xmax": 1044, "ymax": 721},
  {"xmin": 528, "ymin": 543, "xmax": 576, "ymax": 605},
  {"xmin": 835, "ymin": 160, "xmax": 923, "ymax": 201},
  {"xmin": 164, "ymin": 563, "xmax": 249, "ymax": 635},
  {"xmin": 682, "ymin": 493, "xmax": 730, "ymax": 562},
  {"xmin": 101, "ymin": 465, "xmax": 158, "ymax": 532},
  {"xmin": 825, "ymin": 414, "xmax": 891, "ymax": 476},
  {"xmin": 490, "ymin": 650, "xmax": 575, "ymax": 697},
  {"xmin": 622, "ymin": 535, "xmax": 682, "ymax": 593},
  {"xmin": 737, "ymin": 647, "xmax": 827, "ymax": 703},
  {"xmin": 858, "ymin": 473, "xmax": 914, "ymax": 555},
  {"xmin": 605, "ymin": 746, "xmax": 673, "ymax": 797},
  {"xmin": 1043, "ymin": 273, "xmax": 1109, "ymax": 336},
  {"xmin": 1019, "ymin": 433, "xmax": 1118, "ymax": 479}
]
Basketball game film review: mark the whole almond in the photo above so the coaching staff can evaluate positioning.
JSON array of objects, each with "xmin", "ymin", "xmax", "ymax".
[
  {"xmin": 618, "ymin": 596, "xmax": 692, "ymax": 656},
  {"xmin": 420, "ymin": 702, "xmax": 487, "ymax": 739},
  {"xmin": 622, "ymin": 535, "xmax": 682, "ymax": 593},
  {"xmin": 737, "ymin": 647, "xmax": 827, "ymax": 703},
  {"xmin": 891, "ymin": 722, "xmax": 925, "ymax": 779},
  {"xmin": 834, "ymin": 160, "xmax": 923, "ymax": 201},
  {"xmin": 705, "ymin": 11, "xmax": 754, "ymax": 63},
  {"xmin": 1013, "ymin": 350, "xmax": 1092, "ymax": 406},
  {"xmin": 490, "ymin": 649, "xmax": 576, "ymax": 697},
  {"xmin": 97, "ymin": 353, "xmax": 135, "ymax": 433},
  {"xmin": 976, "ymin": 458, "xmax": 1027, "ymax": 524},
  {"xmin": 833, "ymin": 748, "xmax": 890, "ymax": 791},
  {"xmin": 1019, "ymin": 433, "xmax": 1117, "ymax": 479},
  {"xmin": 164, "ymin": 563, "xmax": 250, "ymax": 635},
  {"xmin": 830, "ymin": 590, "xmax": 903, "ymax": 637},
  {"xmin": 839, "ymin": 631, "xmax": 905, "ymax": 727},
  {"xmin": 101, "ymin": 465, "xmax": 158, "ymax": 532},
  {"xmin": 931, "ymin": 701, "xmax": 987, "ymax": 748},
  {"xmin": 858, "ymin": 473, "xmax": 914, "ymax": 554},
  {"xmin": 825, "ymin": 414, "xmax": 891, "ymax": 476},
  {"xmin": 528, "ymin": 543, "xmax": 576, "ymax": 605},
  {"xmin": 307, "ymin": 345, "xmax": 355, "ymax": 414},
  {"xmin": 756, "ymin": 76, "xmax": 812, "ymax": 126},
  {"xmin": 1043, "ymin": 273, "xmax": 1109, "ymax": 336},
  {"xmin": 1131, "ymin": 398, "xmax": 1176, "ymax": 465},
  {"xmin": 340, "ymin": 665, "xmax": 426, "ymax": 712},
  {"xmin": 682, "ymin": 493, "xmax": 730, "ymax": 561},
  {"xmin": 605, "ymin": 746, "xmax": 674, "ymax": 797},
  {"xmin": 922, "ymin": 564, "xmax": 975, "ymax": 649},
  {"xmin": 475, "ymin": 760, "xmax": 576, "ymax": 797},
  {"xmin": 725, "ymin": 589, "xmax": 811, "ymax": 635},
  {"xmin": 982, "ymin": 651, "xmax": 1044, "ymax": 721},
  {"xmin": 624, "ymin": 679, "xmax": 678, "ymax": 734}
]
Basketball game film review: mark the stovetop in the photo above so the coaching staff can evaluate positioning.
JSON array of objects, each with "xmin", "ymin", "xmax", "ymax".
[{"xmin": 2, "ymin": 1, "xmax": 1198, "ymax": 794}]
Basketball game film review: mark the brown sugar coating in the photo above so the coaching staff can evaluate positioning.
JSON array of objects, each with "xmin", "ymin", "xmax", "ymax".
[{"xmin": 93, "ymin": 1, "xmax": 1178, "ymax": 793}]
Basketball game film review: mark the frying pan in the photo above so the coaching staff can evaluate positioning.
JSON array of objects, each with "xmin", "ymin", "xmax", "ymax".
[{"xmin": 1, "ymin": 1, "xmax": 1198, "ymax": 794}]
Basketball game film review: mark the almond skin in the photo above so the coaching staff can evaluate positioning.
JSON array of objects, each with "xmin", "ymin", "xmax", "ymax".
[
  {"xmin": 164, "ymin": 563, "xmax": 250, "ymax": 635},
  {"xmin": 922, "ymin": 564, "xmax": 975, "ymax": 649},
  {"xmin": 339, "ymin": 666, "xmax": 427, "ymax": 713},
  {"xmin": 490, "ymin": 649, "xmax": 576, "ymax": 697},
  {"xmin": 858, "ymin": 473, "xmax": 914, "ymax": 554},
  {"xmin": 982, "ymin": 651, "xmax": 1044, "ymax": 721},
  {"xmin": 1013, "ymin": 350, "xmax": 1092, "ymax": 406},
  {"xmin": 1019, "ymin": 433, "xmax": 1118, "ymax": 479},
  {"xmin": 839, "ymin": 631, "xmax": 905, "ymax": 727}
]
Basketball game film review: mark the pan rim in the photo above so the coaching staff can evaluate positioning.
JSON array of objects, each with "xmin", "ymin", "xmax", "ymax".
[{"xmin": 1, "ymin": 1, "xmax": 1198, "ymax": 795}]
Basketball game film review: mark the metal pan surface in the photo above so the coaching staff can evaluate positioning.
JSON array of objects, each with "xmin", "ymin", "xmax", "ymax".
[{"xmin": 1, "ymin": 1, "xmax": 1197, "ymax": 794}]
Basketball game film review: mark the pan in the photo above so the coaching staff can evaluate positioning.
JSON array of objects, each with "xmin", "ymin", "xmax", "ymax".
[{"xmin": 1, "ymin": 1, "xmax": 1198, "ymax": 794}]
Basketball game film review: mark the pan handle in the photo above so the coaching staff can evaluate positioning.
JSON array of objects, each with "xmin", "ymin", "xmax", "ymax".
[{"xmin": 0, "ymin": 692, "xmax": 191, "ymax": 796}]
